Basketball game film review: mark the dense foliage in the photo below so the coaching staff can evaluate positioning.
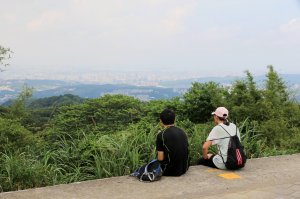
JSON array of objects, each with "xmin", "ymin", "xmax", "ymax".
[{"xmin": 0, "ymin": 66, "xmax": 300, "ymax": 192}]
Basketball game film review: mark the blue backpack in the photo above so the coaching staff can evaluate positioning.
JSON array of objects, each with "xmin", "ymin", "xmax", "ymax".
[{"xmin": 130, "ymin": 159, "xmax": 163, "ymax": 182}]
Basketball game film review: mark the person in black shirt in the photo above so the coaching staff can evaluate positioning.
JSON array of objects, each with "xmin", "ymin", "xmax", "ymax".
[{"xmin": 156, "ymin": 109, "xmax": 189, "ymax": 176}]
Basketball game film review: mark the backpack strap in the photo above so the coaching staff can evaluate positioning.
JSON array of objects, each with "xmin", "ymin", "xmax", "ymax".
[
  {"xmin": 216, "ymin": 125, "xmax": 232, "ymax": 165},
  {"xmin": 208, "ymin": 136, "xmax": 230, "ymax": 141},
  {"xmin": 207, "ymin": 125, "xmax": 231, "ymax": 141},
  {"xmin": 219, "ymin": 125, "xmax": 231, "ymax": 136},
  {"xmin": 140, "ymin": 159, "xmax": 163, "ymax": 182},
  {"xmin": 220, "ymin": 124, "xmax": 239, "ymax": 136},
  {"xmin": 141, "ymin": 166, "xmax": 155, "ymax": 182},
  {"xmin": 140, "ymin": 159, "xmax": 157, "ymax": 182},
  {"xmin": 216, "ymin": 144, "xmax": 226, "ymax": 165}
]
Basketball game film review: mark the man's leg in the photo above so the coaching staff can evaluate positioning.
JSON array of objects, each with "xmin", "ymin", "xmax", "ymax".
[{"xmin": 198, "ymin": 154, "xmax": 217, "ymax": 168}]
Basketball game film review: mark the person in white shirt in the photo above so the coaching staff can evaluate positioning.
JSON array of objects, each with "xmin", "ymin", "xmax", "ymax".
[{"xmin": 198, "ymin": 107, "xmax": 241, "ymax": 169}]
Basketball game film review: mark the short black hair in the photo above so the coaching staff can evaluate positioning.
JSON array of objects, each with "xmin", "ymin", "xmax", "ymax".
[{"xmin": 160, "ymin": 109, "xmax": 175, "ymax": 125}]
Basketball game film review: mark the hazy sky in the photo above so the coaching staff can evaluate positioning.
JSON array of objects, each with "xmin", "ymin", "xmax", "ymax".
[{"xmin": 1, "ymin": 0, "xmax": 300, "ymax": 77}]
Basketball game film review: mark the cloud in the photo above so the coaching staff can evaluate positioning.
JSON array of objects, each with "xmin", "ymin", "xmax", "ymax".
[
  {"xmin": 68, "ymin": 0, "xmax": 198, "ymax": 36},
  {"xmin": 277, "ymin": 18, "xmax": 300, "ymax": 46},
  {"xmin": 1, "ymin": 0, "xmax": 299, "ymax": 75},
  {"xmin": 280, "ymin": 18, "xmax": 300, "ymax": 33},
  {"xmin": 162, "ymin": 2, "xmax": 197, "ymax": 33},
  {"xmin": 27, "ymin": 11, "xmax": 65, "ymax": 31}
]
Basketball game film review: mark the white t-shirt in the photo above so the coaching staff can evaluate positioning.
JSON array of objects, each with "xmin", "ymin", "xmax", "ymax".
[{"xmin": 206, "ymin": 123, "xmax": 241, "ymax": 169}]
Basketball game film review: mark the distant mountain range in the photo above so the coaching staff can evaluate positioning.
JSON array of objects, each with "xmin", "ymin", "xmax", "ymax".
[
  {"xmin": 1, "ymin": 74, "xmax": 300, "ymax": 104},
  {"xmin": 0, "ymin": 79, "xmax": 180, "ymax": 104},
  {"xmin": 159, "ymin": 74, "xmax": 300, "ymax": 88}
]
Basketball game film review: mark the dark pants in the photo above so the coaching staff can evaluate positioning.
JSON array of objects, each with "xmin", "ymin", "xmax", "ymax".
[{"xmin": 198, "ymin": 155, "xmax": 217, "ymax": 168}]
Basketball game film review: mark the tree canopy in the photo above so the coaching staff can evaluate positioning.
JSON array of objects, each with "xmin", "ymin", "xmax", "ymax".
[{"xmin": 0, "ymin": 45, "xmax": 12, "ymax": 71}]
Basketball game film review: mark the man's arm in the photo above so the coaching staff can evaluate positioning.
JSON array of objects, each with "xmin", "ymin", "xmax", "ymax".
[
  {"xmin": 157, "ymin": 151, "xmax": 164, "ymax": 161},
  {"xmin": 156, "ymin": 132, "xmax": 164, "ymax": 161},
  {"xmin": 202, "ymin": 140, "xmax": 212, "ymax": 159}
]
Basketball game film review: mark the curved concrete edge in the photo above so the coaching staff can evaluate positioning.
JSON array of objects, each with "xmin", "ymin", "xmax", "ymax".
[{"xmin": 1, "ymin": 154, "xmax": 300, "ymax": 199}]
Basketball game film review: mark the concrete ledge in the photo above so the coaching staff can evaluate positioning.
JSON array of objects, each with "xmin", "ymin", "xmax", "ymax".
[{"xmin": 1, "ymin": 154, "xmax": 300, "ymax": 199}]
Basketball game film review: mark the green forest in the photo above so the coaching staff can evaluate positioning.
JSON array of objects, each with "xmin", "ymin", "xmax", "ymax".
[{"xmin": 1, "ymin": 65, "xmax": 300, "ymax": 192}]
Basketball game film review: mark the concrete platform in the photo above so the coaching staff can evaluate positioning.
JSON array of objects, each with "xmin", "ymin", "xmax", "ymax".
[{"xmin": 1, "ymin": 154, "xmax": 300, "ymax": 199}]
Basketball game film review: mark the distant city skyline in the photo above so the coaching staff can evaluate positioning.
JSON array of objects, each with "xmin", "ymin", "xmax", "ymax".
[{"xmin": 1, "ymin": 0, "xmax": 300, "ymax": 77}]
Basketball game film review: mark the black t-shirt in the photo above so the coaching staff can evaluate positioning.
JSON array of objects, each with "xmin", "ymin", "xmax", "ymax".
[{"xmin": 156, "ymin": 126, "xmax": 189, "ymax": 176}]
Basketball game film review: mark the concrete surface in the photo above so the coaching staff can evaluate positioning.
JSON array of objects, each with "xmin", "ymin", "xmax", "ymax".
[{"xmin": 1, "ymin": 154, "xmax": 300, "ymax": 199}]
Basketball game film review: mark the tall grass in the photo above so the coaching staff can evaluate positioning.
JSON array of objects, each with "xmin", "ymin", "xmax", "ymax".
[
  {"xmin": 238, "ymin": 119, "xmax": 267, "ymax": 158},
  {"xmin": 0, "ymin": 151, "xmax": 55, "ymax": 191}
]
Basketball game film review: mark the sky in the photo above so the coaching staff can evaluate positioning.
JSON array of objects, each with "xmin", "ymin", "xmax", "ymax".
[{"xmin": 0, "ymin": 0, "xmax": 300, "ymax": 78}]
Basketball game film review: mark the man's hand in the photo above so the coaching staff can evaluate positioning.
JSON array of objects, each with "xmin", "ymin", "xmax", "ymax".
[
  {"xmin": 202, "ymin": 153, "xmax": 213, "ymax": 159},
  {"xmin": 202, "ymin": 154, "xmax": 208, "ymax": 159}
]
